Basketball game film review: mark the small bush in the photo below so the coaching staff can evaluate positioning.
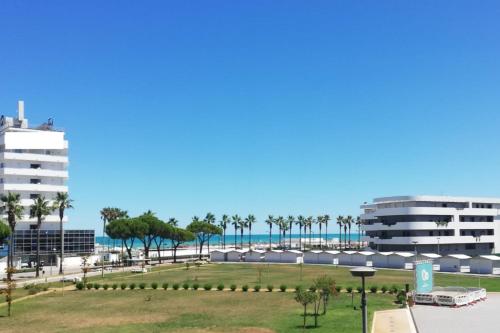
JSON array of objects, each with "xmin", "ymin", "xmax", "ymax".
[
  {"xmin": 204, "ymin": 284, "xmax": 212, "ymax": 291},
  {"xmin": 151, "ymin": 282, "xmax": 158, "ymax": 290},
  {"xmin": 86, "ymin": 283, "xmax": 92, "ymax": 290},
  {"xmin": 103, "ymin": 284, "xmax": 109, "ymax": 290},
  {"xmin": 129, "ymin": 283, "xmax": 136, "ymax": 290},
  {"xmin": 217, "ymin": 283, "xmax": 224, "ymax": 291},
  {"xmin": 254, "ymin": 285, "xmax": 261, "ymax": 292},
  {"xmin": 120, "ymin": 283, "xmax": 127, "ymax": 290},
  {"xmin": 335, "ymin": 286, "xmax": 342, "ymax": 293},
  {"xmin": 309, "ymin": 286, "xmax": 316, "ymax": 292},
  {"xmin": 162, "ymin": 282, "xmax": 169, "ymax": 290},
  {"xmin": 267, "ymin": 285, "xmax": 274, "ymax": 292},
  {"xmin": 295, "ymin": 285, "xmax": 302, "ymax": 292},
  {"xmin": 390, "ymin": 285, "xmax": 398, "ymax": 294},
  {"xmin": 193, "ymin": 283, "xmax": 200, "ymax": 290},
  {"xmin": 112, "ymin": 283, "xmax": 118, "ymax": 290},
  {"xmin": 139, "ymin": 282, "xmax": 147, "ymax": 290},
  {"xmin": 356, "ymin": 286, "xmax": 363, "ymax": 293},
  {"xmin": 230, "ymin": 284, "xmax": 237, "ymax": 291},
  {"xmin": 242, "ymin": 285, "xmax": 249, "ymax": 292},
  {"xmin": 370, "ymin": 286, "xmax": 378, "ymax": 293},
  {"xmin": 172, "ymin": 283, "xmax": 180, "ymax": 290},
  {"xmin": 381, "ymin": 286, "xmax": 388, "ymax": 293},
  {"xmin": 183, "ymin": 282, "xmax": 189, "ymax": 290},
  {"xmin": 76, "ymin": 282, "xmax": 84, "ymax": 290},
  {"xmin": 93, "ymin": 283, "xmax": 101, "ymax": 290},
  {"xmin": 280, "ymin": 285, "xmax": 287, "ymax": 292},
  {"xmin": 346, "ymin": 286, "xmax": 353, "ymax": 293}
]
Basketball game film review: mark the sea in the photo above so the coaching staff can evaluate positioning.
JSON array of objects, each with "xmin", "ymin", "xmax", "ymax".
[{"xmin": 96, "ymin": 233, "xmax": 362, "ymax": 248}]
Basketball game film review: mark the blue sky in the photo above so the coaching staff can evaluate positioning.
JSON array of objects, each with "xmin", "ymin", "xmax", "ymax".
[{"xmin": 1, "ymin": 1, "xmax": 500, "ymax": 233}]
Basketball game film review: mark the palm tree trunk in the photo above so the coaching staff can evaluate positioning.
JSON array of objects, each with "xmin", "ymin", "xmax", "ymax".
[
  {"xmin": 269, "ymin": 225, "xmax": 272, "ymax": 250},
  {"xmin": 223, "ymin": 228, "xmax": 226, "ymax": 249},
  {"xmin": 299, "ymin": 225, "xmax": 302, "ymax": 251},
  {"xmin": 348, "ymin": 226, "xmax": 351, "ymax": 249},
  {"xmin": 36, "ymin": 223, "xmax": 41, "ymax": 277},
  {"xmin": 234, "ymin": 226, "xmax": 237, "ymax": 249},
  {"xmin": 240, "ymin": 228, "xmax": 244, "ymax": 249},
  {"xmin": 319, "ymin": 224, "xmax": 322, "ymax": 249},
  {"xmin": 358, "ymin": 228, "xmax": 361, "ymax": 249},
  {"xmin": 309, "ymin": 225, "xmax": 312, "ymax": 248},
  {"xmin": 339, "ymin": 225, "xmax": 342, "ymax": 251},
  {"xmin": 289, "ymin": 222, "xmax": 292, "ymax": 249},
  {"xmin": 249, "ymin": 224, "xmax": 252, "ymax": 249},
  {"xmin": 59, "ymin": 216, "xmax": 64, "ymax": 274},
  {"xmin": 325, "ymin": 223, "xmax": 328, "ymax": 249}
]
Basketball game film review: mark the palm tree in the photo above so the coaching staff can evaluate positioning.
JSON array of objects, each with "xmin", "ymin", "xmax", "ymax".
[
  {"xmin": 204, "ymin": 212, "xmax": 216, "ymax": 253},
  {"xmin": 317, "ymin": 216, "xmax": 323, "ymax": 249},
  {"xmin": 220, "ymin": 215, "xmax": 230, "ymax": 249},
  {"xmin": 281, "ymin": 220, "xmax": 289, "ymax": 248},
  {"xmin": 231, "ymin": 215, "xmax": 241, "ymax": 249},
  {"xmin": 237, "ymin": 217, "xmax": 247, "ymax": 249},
  {"xmin": 355, "ymin": 216, "xmax": 363, "ymax": 249},
  {"xmin": 287, "ymin": 215, "xmax": 294, "ymax": 249},
  {"xmin": 323, "ymin": 214, "xmax": 330, "ymax": 249},
  {"xmin": 167, "ymin": 218, "xmax": 178, "ymax": 226},
  {"xmin": 345, "ymin": 215, "xmax": 353, "ymax": 249},
  {"xmin": 275, "ymin": 216, "xmax": 284, "ymax": 248},
  {"xmin": 265, "ymin": 215, "xmax": 274, "ymax": 250},
  {"xmin": 245, "ymin": 214, "xmax": 256, "ymax": 249},
  {"xmin": 336, "ymin": 215, "xmax": 344, "ymax": 251},
  {"xmin": 30, "ymin": 197, "xmax": 53, "ymax": 277},
  {"xmin": 296, "ymin": 215, "xmax": 305, "ymax": 250},
  {"xmin": 305, "ymin": 216, "xmax": 314, "ymax": 248},
  {"xmin": 0, "ymin": 193, "xmax": 23, "ymax": 269},
  {"xmin": 192, "ymin": 216, "xmax": 201, "ymax": 253},
  {"xmin": 52, "ymin": 192, "xmax": 73, "ymax": 274}
]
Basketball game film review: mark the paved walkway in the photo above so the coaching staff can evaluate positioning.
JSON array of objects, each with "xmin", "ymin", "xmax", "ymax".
[
  {"xmin": 411, "ymin": 293, "xmax": 500, "ymax": 333},
  {"xmin": 372, "ymin": 308, "xmax": 416, "ymax": 333}
]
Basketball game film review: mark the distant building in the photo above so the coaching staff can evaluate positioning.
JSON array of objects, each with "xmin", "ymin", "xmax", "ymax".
[
  {"xmin": 0, "ymin": 101, "xmax": 94, "ymax": 261},
  {"xmin": 361, "ymin": 195, "xmax": 500, "ymax": 256}
]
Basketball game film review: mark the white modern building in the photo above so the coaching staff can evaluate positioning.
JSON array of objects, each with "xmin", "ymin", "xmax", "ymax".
[
  {"xmin": 361, "ymin": 195, "xmax": 500, "ymax": 256},
  {"xmin": 0, "ymin": 101, "xmax": 94, "ymax": 259}
]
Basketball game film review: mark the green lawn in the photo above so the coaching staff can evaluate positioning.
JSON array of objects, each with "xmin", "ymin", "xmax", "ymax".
[{"xmin": 2, "ymin": 263, "xmax": 499, "ymax": 332}]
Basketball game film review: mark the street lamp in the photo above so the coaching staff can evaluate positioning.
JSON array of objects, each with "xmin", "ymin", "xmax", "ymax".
[
  {"xmin": 437, "ymin": 237, "xmax": 440, "ymax": 256},
  {"xmin": 350, "ymin": 267, "xmax": 376, "ymax": 333}
]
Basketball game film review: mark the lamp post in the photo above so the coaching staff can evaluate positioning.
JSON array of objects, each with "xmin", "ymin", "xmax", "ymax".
[
  {"xmin": 475, "ymin": 235, "xmax": 481, "ymax": 287},
  {"xmin": 437, "ymin": 237, "xmax": 440, "ymax": 256},
  {"xmin": 350, "ymin": 267, "xmax": 376, "ymax": 333}
]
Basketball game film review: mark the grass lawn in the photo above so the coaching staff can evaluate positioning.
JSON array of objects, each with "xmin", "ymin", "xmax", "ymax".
[
  {"xmin": 2, "ymin": 263, "xmax": 500, "ymax": 332},
  {"xmin": 87, "ymin": 263, "xmax": 500, "ymax": 292},
  {"xmin": 1, "ymin": 288, "xmax": 395, "ymax": 333}
]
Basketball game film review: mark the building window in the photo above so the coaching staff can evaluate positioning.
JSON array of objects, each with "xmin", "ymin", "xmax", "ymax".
[
  {"xmin": 30, "ymin": 194, "xmax": 40, "ymax": 199},
  {"xmin": 30, "ymin": 164, "xmax": 41, "ymax": 169},
  {"xmin": 30, "ymin": 179, "xmax": 41, "ymax": 184},
  {"xmin": 465, "ymin": 244, "xmax": 476, "ymax": 250}
]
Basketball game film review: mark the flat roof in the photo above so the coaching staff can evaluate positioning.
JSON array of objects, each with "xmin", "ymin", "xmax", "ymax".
[
  {"xmin": 371, "ymin": 195, "xmax": 500, "ymax": 204},
  {"xmin": 478, "ymin": 255, "xmax": 500, "ymax": 261},
  {"xmin": 445, "ymin": 254, "xmax": 471, "ymax": 260},
  {"xmin": 419, "ymin": 253, "xmax": 441, "ymax": 258}
]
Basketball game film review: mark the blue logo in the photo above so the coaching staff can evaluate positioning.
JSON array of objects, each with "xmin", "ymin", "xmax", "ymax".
[{"xmin": 416, "ymin": 262, "xmax": 433, "ymax": 293}]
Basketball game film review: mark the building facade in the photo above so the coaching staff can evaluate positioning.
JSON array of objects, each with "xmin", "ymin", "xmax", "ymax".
[
  {"xmin": 0, "ymin": 101, "xmax": 94, "ymax": 259},
  {"xmin": 361, "ymin": 195, "xmax": 500, "ymax": 256}
]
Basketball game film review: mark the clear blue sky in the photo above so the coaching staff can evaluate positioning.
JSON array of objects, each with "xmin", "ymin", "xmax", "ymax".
[{"xmin": 1, "ymin": 1, "xmax": 500, "ymax": 233}]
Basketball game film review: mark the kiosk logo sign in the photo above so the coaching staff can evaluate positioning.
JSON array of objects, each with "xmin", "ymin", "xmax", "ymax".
[{"xmin": 416, "ymin": 261, "xmax": 433, "ymax": 293}]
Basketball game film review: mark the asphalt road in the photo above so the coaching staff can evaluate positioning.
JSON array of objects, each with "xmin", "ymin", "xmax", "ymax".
[{"xmin": 411, "ymin": 293, "xmax": 500, "ymax": 333}]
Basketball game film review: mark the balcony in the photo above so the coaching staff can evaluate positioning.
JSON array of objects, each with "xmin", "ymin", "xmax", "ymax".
[
  {"xmin": 0, "ymin": 167, "xmax": 68, "ymax": 178},
  {"xmin": 368, "ymin": 235, "xmax": 495, "ymax": 245},
  {"xmin": 0, "ymin": 152, "xmax": 68, "ymax": 163},
  {"xmin": 0, "ymin": 183, "xmax": 68, "ymax": 192}
]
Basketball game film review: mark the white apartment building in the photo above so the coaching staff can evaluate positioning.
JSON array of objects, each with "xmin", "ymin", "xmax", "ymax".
[
  {"xmin": 0, "ymin": 101, "xmax": 68, "ymax": 230},
  {"xmin": 361, "ymin": 195, "xmax": 500, "ymax": 256}
]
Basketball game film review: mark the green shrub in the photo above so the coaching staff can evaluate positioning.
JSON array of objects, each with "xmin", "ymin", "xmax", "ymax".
[
  {"xmin": 76, "ymin": 282, "xmax": 84, "ymax": 290},
  {"xmin": 103, "ymin": 284, "xmax": 109, "ymax": 290},
  {"xmin": 346, "ymin": 286, "xmax": 353, "ymax": 293},
  {"xmin": 151, "ymin": 282, "xmax": 158, "ymax": 290},
  {"xmin": 217, "ymin": 283, "xmax": 224, "ymax": 291},
  {"xmin": 139, "ymin": 282, "xmax": 147, "ymax": 290},
  {"xmin": 309, "ymin": 286, "xmax": 316, "ymax": 292},
  {"xmin": 86, "ymin": 283, "xmax": 92, "ymax": 290},
  {"xmin": 162, "ymin": 282, "xmax": 169, "ymax": 290},
  {"xmin": 230, "ymin": 284, "xmax": 237, "ymax": 291},
  {"xmin": 112, "ymin": 283, "xmax": 118, "ymax": 290},
  {"xmin": 389, "ymin": 285, "xmax": 398, "ymax": 294},
  {"xmin": 295, "ymin": 285, "xmax": 302, "ymax": 292},
  {"xmin": 129, "ymin": 283, "xmax": 136, "ymax": 290},
  {"xmin": 193, "ymin": 283, "xmax": 200, "ymax": 290},
  {"xmin": 370, "ymin": 286, "xmax": 378, "ymax": 293},
  {"xmin": 242, "ymin": 284, "xmax": 249, "ymax": 292},
  {"xmin": 204, "ymin": 284, "xmax": 212, "ymax": 291},
  {"xmin": 182, "ymin": 282, "xmax": 189, "ymax": 290},
  {"xmin": 120, "ymin": 283, "xmax": 127, "ymax": 290},
  {"xmin": 356, "ymin": 286, "xmax": 363, "ymax": 293},
  {"xmin": 335, "ymin": 286, "xmax": 342, "ymax": 293},
  {"xmin": 381, "ymin": 286, "xmax": 388, "ymax": 293},
  {"xmin": 254, "ymin": 285, "xmax": 261, "ymax": 292},
  {"xmin": 93, "ymin": 283, "xmax": 101, "ymax": 290},
  {"xmin": 280, "ymin": 285, "xmax": 287, "ymax": 292},
  {"xmin": 172, "ymin": 283, "xmax": 180, "ymax": 290},
  {"xmin": 267, "ymin": 285, "xmax": 274, "ymax": 292}
]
